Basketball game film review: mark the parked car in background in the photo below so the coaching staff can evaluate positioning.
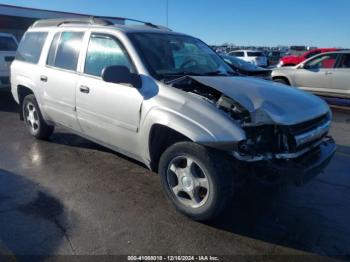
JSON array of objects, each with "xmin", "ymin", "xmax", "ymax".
[
  {"xmin": 267, "ymin": 51, "xmax": 287, "ymax": 66},
  {"xmin": 0, "ymin": 33, "xmax": 18, "ymax": 90},
  {"xmin": 277, "ymin": 48, "xmax": 338, "ymax": 67},
  {"xmin": 11, "ymin": 17, "xmax": 336, "ymax": 221},
  {"xmin": 272, "ymin": 51, "xmax": 350, "ymax": 98},
  {"xmin": 221, "ymin": 54, "xmax": 271, "ymax": 80},
  {"xmin": 228, "ymin": 50, "xmax": 268, "ymax": 67}
]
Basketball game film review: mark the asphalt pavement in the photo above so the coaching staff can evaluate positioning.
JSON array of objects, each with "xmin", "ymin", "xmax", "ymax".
[{"xmin": 0, "ymin": 90, "xmax": 349, "ymax": 260}]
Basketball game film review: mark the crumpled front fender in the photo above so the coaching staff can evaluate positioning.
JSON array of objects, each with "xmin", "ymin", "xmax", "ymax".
[{"xmin": 138, "ymin": 106, "xmax": 246, "ymax": 162}]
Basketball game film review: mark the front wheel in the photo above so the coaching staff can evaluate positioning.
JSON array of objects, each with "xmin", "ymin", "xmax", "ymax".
[
  {"xmin": 23, "ymin": 94, "xmax": 54, "ymax": 140},
  {"xmin": 158, "ymin": 142, "xmax": 234, "ymax": 221}
]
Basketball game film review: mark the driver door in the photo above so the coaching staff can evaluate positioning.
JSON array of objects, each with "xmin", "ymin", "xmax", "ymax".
[
  {"xmin": 293, "ymin": 53, "xmax": 339, "ymax": 95},
  {"xmin": 76, "ymin": 33, "xmax": 143, "ymax": 154}
]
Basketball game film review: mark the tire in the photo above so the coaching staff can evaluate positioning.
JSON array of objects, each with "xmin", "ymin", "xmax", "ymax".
[
  {"xmin": 22, "ymin": 94, "xmax": 54, "ymax": 140},
  {"xmin": 158, "ymin": 142, "xmax": 234, "ymax": 221},
  {"xmin": 274, "ymin": 78, "xmax": 290, "ymax": 85}
]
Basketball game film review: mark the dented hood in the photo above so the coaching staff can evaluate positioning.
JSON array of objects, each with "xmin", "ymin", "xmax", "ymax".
[{"xmin": 190, "ymin": 76, "xmax": 329, "ymax": 125}]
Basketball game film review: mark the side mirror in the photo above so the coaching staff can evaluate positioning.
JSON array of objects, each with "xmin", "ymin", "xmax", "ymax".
[
  {"xmin": 102, "ymin": 66, "xmax": 141, "ymax": 88},
  {"xmin": 299, "ymin": 63, "xmax": 308, "ymax": 69}
]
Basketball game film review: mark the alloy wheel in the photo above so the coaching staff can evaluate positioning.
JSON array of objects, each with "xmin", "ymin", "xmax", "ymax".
[
  {"xmin": 166, "ymin": 156, "xmax": 210, "ymax": 208},
  {"xmin": 25, "ymin": 102, "xmax": 40, "ymax": 133}
]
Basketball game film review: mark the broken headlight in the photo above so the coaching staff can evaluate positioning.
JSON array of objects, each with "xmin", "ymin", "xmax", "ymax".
[
  {"xmin": 216, "ymin": 95, "xmax": 250, "ymax": 122},
  {"xmin": 239, "ymin": 125, "xmax": 290, "ymax": 156}
]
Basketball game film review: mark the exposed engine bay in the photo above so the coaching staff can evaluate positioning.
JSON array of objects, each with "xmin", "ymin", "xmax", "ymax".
[
  {"xmin": 168, "ymin": 76, "xmax": 332, "ymax": 163},
  {"xmin": 169, "ymin": 76, "xmax": 251, "ymax": 124}
]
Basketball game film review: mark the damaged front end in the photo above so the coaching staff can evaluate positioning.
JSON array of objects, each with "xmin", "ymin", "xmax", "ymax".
[
  {"xmin": 168, "ymin": 75, "xmax": 336, "ymax": 185},
  {"xmin": 235, "ymin": 116, "xmax": 336, "ymax": 185}
]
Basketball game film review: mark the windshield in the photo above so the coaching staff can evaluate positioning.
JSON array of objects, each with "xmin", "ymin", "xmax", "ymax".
[
  {"xmin": 130, "ymin": 33, "xmax": 234, "ymax": 79},
  {"xmin": 0, "ymin": 36, "xmax": 17, "ymax": 51}
]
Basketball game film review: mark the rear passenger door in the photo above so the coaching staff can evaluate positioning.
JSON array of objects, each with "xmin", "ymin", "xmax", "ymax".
[
  {"xmin": 330, "ymin": 53, "xmax": 350, "ymax": 98},
  {"xmin": 41, "ymin": 31, "xmax": 84, "ymax": 130},
  {"xmin": 76, "ymin": 33, "xmax": 143, "ymax": 153}
]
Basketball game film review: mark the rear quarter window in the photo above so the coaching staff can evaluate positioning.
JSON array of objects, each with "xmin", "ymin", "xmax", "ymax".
[
  {"xmin": 0, "ymin": 36, "xmax": 17, "ymax": 51},
  {"xmin": 15, "ymin": 32, "xmax": 48, "ymax": 64}
]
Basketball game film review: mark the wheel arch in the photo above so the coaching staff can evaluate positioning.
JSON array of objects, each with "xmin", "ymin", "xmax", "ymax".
[
  {"xmin": 140, "ymin": 107, "xmax": 245, "ymax": 172},
  {"xmin": 17, "ymin": 85, "xmax": 34, "ymax": 120},
  {"xmin": 148, "ymin": 124, "xmax": 191, "ymax": 172},
  {"xmin": 273, "ymin": 76, "xmax": 291, "ymax": 86}
]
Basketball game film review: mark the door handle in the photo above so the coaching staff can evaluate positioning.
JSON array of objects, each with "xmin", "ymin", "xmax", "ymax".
[
  {"xmin": 40, "ymin": 75, "xmax": 48, "ymax": 82},
  {"xmin": 80, "ymin": 86, "xmax": 90, "ymax": 94}
]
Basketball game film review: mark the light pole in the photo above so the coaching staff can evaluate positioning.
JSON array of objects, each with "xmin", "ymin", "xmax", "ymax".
[{"xmin": 166, "ymin": 0, "xmax": 169, "ymax": 27}]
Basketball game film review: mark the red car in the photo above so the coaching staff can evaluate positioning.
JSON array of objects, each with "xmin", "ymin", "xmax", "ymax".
[{"xmin": 278, "ymin": 48, "xmax": 339, "ymax": 67}]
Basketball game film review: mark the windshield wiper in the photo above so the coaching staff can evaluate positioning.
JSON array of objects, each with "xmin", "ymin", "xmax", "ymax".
[
  {"xmin": 160, "ymin": 70, "xmax": 237, "ymax": 83},
  {"xmin": 202, "ymin": 70, "xmax": 228, "ymax": 76},
  {"xmin": 159, "ymin": 71, "xmax": 202, "ymax": 83},
  {"xmin": 161, "ymin": 71, "xmax": 202, "ymax": 77}
]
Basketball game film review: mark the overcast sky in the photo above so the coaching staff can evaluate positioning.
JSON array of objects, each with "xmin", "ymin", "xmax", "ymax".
[{"xmin": 1, "ymin": 0, "xmax": 349, "ymax": 47}]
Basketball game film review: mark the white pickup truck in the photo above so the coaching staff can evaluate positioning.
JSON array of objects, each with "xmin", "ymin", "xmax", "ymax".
[{"xmin": 0, "ymin": 33, "xmax": 18, "ymax": 90}]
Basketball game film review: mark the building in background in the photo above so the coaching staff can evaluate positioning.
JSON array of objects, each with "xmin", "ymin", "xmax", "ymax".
[{"xmin": 0, "ymin": 4, "xmax": 123, "ymax": 40}]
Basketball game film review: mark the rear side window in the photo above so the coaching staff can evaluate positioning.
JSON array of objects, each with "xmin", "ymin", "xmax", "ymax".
[
  {"xmin": 247, "ymin": 52, "xmax": 264, "ymax": 57},
  {"xmin": 16, "ymin": 32, "xmax": 48, "ymax": 64},
  {"xmin": 46, "ymin": 32, "xmax": 61, "ymax": 66},
  {"xmin": 84, "ymin": 34, "xmax": 133, "ymax": 77},
  {"xmin": 47, "ymin": 32, "xmax": 84, "ymax": 71},
  {"xmin": 0, "ymin": 36, "xmax": 17, "ymax": 51},
  {"xmin": 231, "ymin": 52, "xmax": 244, "ymax": 57}
]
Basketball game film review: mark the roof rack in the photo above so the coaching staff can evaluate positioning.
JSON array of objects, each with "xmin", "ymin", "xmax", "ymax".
[
  {"xmin": 31, "ymin": 16, "xmax": 171, "ymax": 31},
  {"xmin": 31, "ymin": 17, "xmax": 113, "ymax": 28}
]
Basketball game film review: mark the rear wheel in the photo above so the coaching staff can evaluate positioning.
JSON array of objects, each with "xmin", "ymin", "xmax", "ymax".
[
  {"xmin": 158, "ymin": 142, "xmax": 234, "ymax": 221},
  {"xmin": 23, "ymin": 94, "xmax": 54, "ymax": 140}
]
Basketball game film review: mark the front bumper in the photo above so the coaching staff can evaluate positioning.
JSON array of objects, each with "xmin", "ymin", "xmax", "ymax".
[
  {"xmin": 269, "ymin": 137, "xmax": 336, "ymax": 185},
  {"xmin": 249, "ymin": 137, "xmax": 336, "ymax": 186}
]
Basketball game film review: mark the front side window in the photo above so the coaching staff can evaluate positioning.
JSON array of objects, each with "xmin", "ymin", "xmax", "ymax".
[
  {"xmin": 305, "ymin": 53, "xmax": 338, "ymax": 69},
  {"xmin": 84, "ymin": 34, "xmax": 133, "ymax": 77},
  {"xmin": 16, "ymin": 32, "xmax": 48, "ymax": 64},
  {"xmin": 130, "ymin": 33, "xmax": 233, "ymax": 79},
  {"xmin": 0, "ymin": 36, "xmax": 17, "ymax": 51},
  {"xmin": 49, "ymin": 31, "xmax": 84, "ymax": 71}
]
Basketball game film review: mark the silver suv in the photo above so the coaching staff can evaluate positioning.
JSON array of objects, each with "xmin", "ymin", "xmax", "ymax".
[{"xmin": 11, "ymin": 18, "xmax": 336, "ymax": 221}]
